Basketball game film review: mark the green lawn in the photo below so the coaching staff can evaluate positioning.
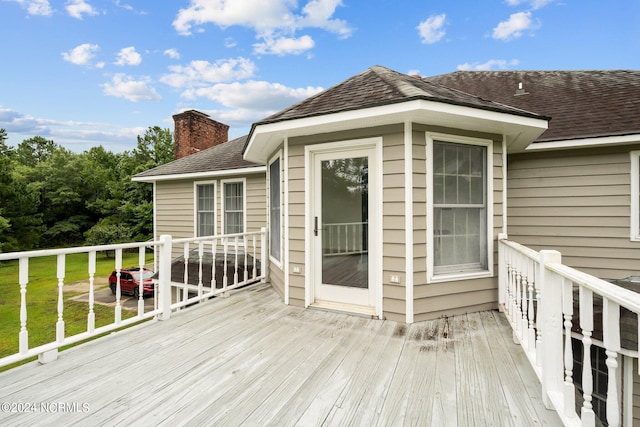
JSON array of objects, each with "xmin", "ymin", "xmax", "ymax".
[{"xmin": 0, "ymin": 251, "xmax": 154, "ymax": 365}]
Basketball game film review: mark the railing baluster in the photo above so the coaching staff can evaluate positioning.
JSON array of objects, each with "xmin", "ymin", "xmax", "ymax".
[
  {"xmin": 18, "ymin": 257, "xmax": 29, "ymax": 354},
  {"xmin": 234, "ymin": 236, "xmax": 239, "ymax": 286},
  {"xmin": 137, "ymin": 247, "xmax": 145, "ymax": 316},
  {"xmin": 211, "ymin": 238, "xmax": 217, "ymax": 291},
  {"xmin": 183, "ymin": 243, "xmax": 190, "ymax": 303},
  {"xmin": 561, "ymin": 278, "xmax": 575, "ymax": 418},
  {"xmin": 115, "ymin": 249, "xmax": 122, "ymax": 324},
  {"xmin": 603, "ymin": 297, "xmax": 621, "ymax": 427},
  {"xmin": 579, "ymin": 286, "xmax": 595, "ymax": 427},
  {"xmin": 527, "ymin": 258, "xmax": 536, "ymax": 355},
  {"xmin": 520, "ymin": 256, "xmax": 528, "ymax": 345},
  {"xmin": 87, "ymin": 251, "xmax": 96, "ymax": 333},
  {"xmin": 252, "ymin": 234, "xmax": 257, "ymax": 279},
  {"xmin": 197, "ymin": 241, "xmax": 204, "ymax": 297},
  {"xmin": 243, "ymin": 235, "xmax": 248, "ymax": 283},
  {"xmin": 56, "ymin": 254, "xmax": 66, "ymax": 343},
  {"xmin": 223, "ymin": 237, "xmax": 229, "ymax": 289}
]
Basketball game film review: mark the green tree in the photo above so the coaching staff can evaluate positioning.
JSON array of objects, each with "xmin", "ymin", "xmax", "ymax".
[
  {"xmin": 0, "ymin": 130, "xmax": 44, "ymax": 252},
  {"xmin": 14, "ymin": 136, "xmax": 57, "ymax": 167}
]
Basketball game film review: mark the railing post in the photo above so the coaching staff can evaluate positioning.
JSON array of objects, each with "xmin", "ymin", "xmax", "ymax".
[
  {"xmin": 158, "ymin": 234, "xmax": 172, "ymax": 320},
  {"xmin": 539, "ymin": 249, "xmax": 563, "ymax": 409},
  {"xmin": 260, "ymin": 227, "xmax": 268, "ymax": 283},
  {"xmin": 498, "ymin": 233, "xmax": 507, "ymax": 310}
]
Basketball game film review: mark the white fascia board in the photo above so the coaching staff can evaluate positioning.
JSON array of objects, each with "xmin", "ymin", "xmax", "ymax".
[
  {"xmin": 526, "ymin": 133, "xmax": 640, "ymax": 152},
  {"xmin": 244, "ymin": 99, "xmax": 548, "ymax": 163},
  {"xmin": 131, "ymin": 166, "xmax": 266, "ymax": 183}
]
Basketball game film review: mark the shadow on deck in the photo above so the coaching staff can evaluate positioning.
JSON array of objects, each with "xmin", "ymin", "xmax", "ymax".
[{"xmin": 0, "ymin": 283, "xmax": 561, "ymax": 426}]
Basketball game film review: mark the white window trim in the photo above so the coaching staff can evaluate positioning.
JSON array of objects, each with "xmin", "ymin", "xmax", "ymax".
[
  {"xmin": 268, "ymin": 151, "xmax": 283, "ymax": 269},
  {"xmin": 193, "ymin": 180, "xmax": 217, "ymax": 237},
  {"xmin": 221, "ymin": 178, "xmax": 247, "ymax": 235},
  {"xmin": 426, "ymin": 132, "xmax": 494, "ymax": 284},
  {"xmin": 630, "ymin": 151, "xmax": 640, "ymax": 241}
]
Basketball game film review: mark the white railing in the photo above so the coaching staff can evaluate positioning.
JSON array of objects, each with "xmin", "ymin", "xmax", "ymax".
[
  {"xmin": 498, "ymin": 234, "xmax": 640, "ymax": 427},
  {"xmin": 0, "ymin": 229, "xmax": 266, "ymax": 368},
  {"xmin": 323, "ymin": 221, "xmax": 368, "ymax": 256}
]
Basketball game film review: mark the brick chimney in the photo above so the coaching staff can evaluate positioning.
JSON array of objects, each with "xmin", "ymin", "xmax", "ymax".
[{"xmin": 172, "ymin": 110, "xmax": 229, "ymax": 160}]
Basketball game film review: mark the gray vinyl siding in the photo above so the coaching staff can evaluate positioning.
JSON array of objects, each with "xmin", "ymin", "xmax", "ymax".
[
  {"xmin": 634, "ymin": 358, "xmax": 640, "ymax": 426},
  {"xmin": 154, "ymin": 173, "xmax": 266, "ymax": 259},
  {"xmin": 508, "ymin": 144, "xmax": 640, "ymax": 281},
  {"xmin": 287, "ymin": 143, "xmax": 306, "ymax": 307},
  {"xmin": 412, "ymin": 126, "xmax": 503, "ymax": 322},
  {"xmin": 382, "ymin": 131, "xmax": 406, "ymax": 322},
  {"xmin": 155, "ymin": 180, "xmax": 196, "ymax": 240}
]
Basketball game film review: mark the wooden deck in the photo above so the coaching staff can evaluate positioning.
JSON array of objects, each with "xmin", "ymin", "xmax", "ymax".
[{"xmin": 0, "ymin": 283, "xmax": 561, "ymax": 426}]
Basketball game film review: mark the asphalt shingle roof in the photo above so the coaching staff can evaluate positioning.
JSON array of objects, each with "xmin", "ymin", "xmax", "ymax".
[
  {"xmin": 425, "ymin": 70, "xmax": 640, "ymax": 142},
  {"xmin": 255, "ymin": 65, "xmax": 543, "ymax": 126},
  {"xmin": 137, "ymin": 67, "xmax": 640, "ymax": 179},
  {"xmin": 133, "ymin": 135, "xmax": 258, "ymax": 179}
]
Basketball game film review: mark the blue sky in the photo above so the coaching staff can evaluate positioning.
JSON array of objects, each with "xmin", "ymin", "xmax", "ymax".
[{"xmin": 1, "ymin": 0, "xmax": 638, "ymax": 153}]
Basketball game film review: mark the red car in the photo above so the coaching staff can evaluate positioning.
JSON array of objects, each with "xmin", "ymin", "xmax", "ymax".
[{"xmin": 108, "ymin": 267, "xmax": 155, "ymax": 298}]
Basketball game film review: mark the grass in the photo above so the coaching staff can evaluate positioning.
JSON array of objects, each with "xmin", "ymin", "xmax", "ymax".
[{"xmin": 0, "ymin": 251, "xmax": 154, "ymax": 366}]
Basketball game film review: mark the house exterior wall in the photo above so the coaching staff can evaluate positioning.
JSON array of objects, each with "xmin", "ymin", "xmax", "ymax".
[
  {"xmin": 154, "ymin": 173, "xmax": 267, "ymax": 258},
  {"xmin": 277, "ymin": 123, "xmax": 506, "ymax": 321},
  {"xmin": 412, "ymin": 125, "xmax": 504, "ymax": 321},
  {"xmin": 507, "ymin": 144, "xmax": 640, "ymax": 281}
]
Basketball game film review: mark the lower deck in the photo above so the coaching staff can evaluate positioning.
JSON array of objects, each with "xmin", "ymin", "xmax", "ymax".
[{"xmin": 0, "ymin": 283, "xmax": 560, "ymax": 426}]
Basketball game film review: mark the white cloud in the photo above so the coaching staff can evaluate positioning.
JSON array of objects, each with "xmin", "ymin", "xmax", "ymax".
[
  {"xmin": 65, "ymin": 0, "xmax": 97, "ymax": 19},
  {"xmin": 254, "ymin": 35, "xmax": 315, "ymax": 56},
  {"xmin": 172, "ymin": 0, "xmax": 352, "ymax": 55},
  {"xmin": 182, "ymin": 80, "xmax": 323, "ymax": 111},
  {"xmin": 8, "ymin": 0, "xmax": 52, "ymax": 16},
  {"xmin": 160, "ymin": 57, "xmax": 256, "ymax": 88},
  {"xmin": 457, "ymin": 59, "xmax": 520, "ymax": 71},
  {"xmin": 61, "ymin": 43, "xmax": 99, "ymax": 66},
  {"xmin": 505, "ymin": 0, "xmax": 554, "ymax": 9},
  {"xmin": 417, "ymin": 13, "xmax": 446, "ymax": 44},
  {"xmin": 0, "ymin": 106, "xmax": 144, "ymax": 152},
  {"xmin": 101, "ymin": 74, "xmax": 161, "ymax": 102},
  {"xmin": 114, "ymin": 46, "xmax": 142, "ymax": 66},
  {"xmin": 163, "ymin": 48, "xmax": 180, "ymax": 60},
  {"xmin": 493, "ymin": 11, "xmax": 537, "ymax": 40}
]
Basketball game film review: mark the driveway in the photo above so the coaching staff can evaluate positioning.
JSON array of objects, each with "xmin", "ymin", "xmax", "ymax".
[{"xmin": 68, "ymin": 279, "xmax": 156, "ymax": 312}]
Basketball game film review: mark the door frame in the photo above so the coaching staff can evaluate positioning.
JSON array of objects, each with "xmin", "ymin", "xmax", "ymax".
[{"xmin": 304, "ymin": 137, "xmax": 383, "ymax": 318}]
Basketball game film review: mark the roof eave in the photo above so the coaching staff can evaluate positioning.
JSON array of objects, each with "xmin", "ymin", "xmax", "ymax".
[
  {"xmin": 244, "ymin": 99, "xmax": 548, "ymax": 163},
  {"xmin": 131, "ymin": 165, "xmax": 266, "ymax": 183}
]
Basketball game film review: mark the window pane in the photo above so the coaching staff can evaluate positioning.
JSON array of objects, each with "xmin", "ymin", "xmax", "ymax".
[
  {"xmin": 224, "ymin": 182, "xmax": 244, "ymax": 234},
  {"xmin": 197, "ymin": 184, "xmax": 215, "ymax": 236},
  {"xmin": 433, "ymin": 141, "xmax": 487, "ymax": 274},
  {"xmin": 270, "ymin": 158, "xmax": 281, "ymax": 261}
]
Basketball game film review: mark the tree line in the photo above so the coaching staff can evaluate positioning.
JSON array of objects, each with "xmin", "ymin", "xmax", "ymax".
[{"xmin": 0, "ymin": 127, "xmax": 173, "ymax": 253}]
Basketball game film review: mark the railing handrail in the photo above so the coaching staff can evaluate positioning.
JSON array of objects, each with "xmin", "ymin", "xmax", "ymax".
[
  {"xmin": 498, "ymin": 236, "xmax": 638, "ymax": 427},
  {"xmin": 0, "ymin": 240, "xmax": 161, "ymax": 261},
  {"xmin": 171, "ymin": 230, "xmax": 264, "ymax": 245},
  {"xmin": 0, "ymin": 228, "xmax": 268, "ymax": 369},
  {"xmin": 546, "ymin": 261, "xmax": 640, "ymax": 314}
]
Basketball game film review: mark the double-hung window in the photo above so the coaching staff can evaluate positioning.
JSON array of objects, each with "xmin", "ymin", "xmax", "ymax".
[
  {"xmin": 429, "ymin": 136, "xmax": 491, "ymax": 281},
  {"xmin": 223, "ymin": 180, "xmax": 244, "ymax": 234},
  {"xmin": 196, "ymin": 183, "xmax": 216, "ymax": 237},
  {"xmin": 269, "ymin": 157, "xmax": 282, "ymax": 262}
]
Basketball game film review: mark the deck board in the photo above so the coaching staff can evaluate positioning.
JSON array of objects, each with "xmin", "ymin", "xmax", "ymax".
[{"xmin": 0, "ymin": 283, "xmax": 561, "ymax": 426}]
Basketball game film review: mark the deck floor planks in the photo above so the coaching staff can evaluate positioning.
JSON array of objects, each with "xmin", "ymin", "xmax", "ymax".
[
  {"xmin": 402, "ymin": 319, "xmax": 442, "ymax": 426},
  {"xmin": 0, "ymin": 285, "xmax": 562, "ymax": 427},
  {"xmin": 237, "ymin": 314, "xmax": 364, "ymax": 425},
  {"xmin": 491, "ymin": 310, "xmax": 562, "ymax": 426},
  {"xmin": 465, "ymin": 311, "xmax": 515, "ymax": 426},
  {"xmin": 265, "ymin": 316, "xmax": 380, "ymax": 426},
  {"xmin": 179, "ymin": 310, "xmax": 356, "ymax": 426}
]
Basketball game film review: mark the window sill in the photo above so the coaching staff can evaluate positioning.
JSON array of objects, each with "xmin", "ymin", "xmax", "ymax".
[{"xmin": 427, "ymin": 270, "xmax": 493, "ymax": 284}]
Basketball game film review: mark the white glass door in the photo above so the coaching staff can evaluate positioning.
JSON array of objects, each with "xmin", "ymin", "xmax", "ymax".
[{"xmin": 312, "ymin": 147, "xmax": 375, "ymax": 309}]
